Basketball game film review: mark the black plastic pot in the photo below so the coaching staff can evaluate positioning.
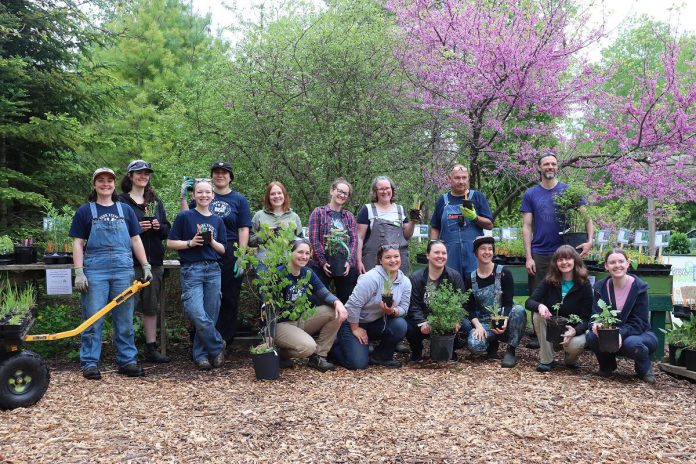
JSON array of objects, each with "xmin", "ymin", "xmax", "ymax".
[
  {"xmin": 668, "ymin": 344, "xmax": 686, "ymax": 367},
  {"xmin": 0, "ymin": 253, "xmax": 15, "ymax": 265},
  {"xmin": 597, "ymin": 328, "xmax": 621, "ymax": 353},
  {"xmin": 673, "ymin": 305, "xmax": 696, "ymax": 320},
  {"xmin": 491, "ymin": 316, "xmax": 508, "ymax": 331},
  {"xmin": 0, "ymin": 315, "xmax": 34, "ymax": 344},
  {"xmin": 327, "ymin": 255, "xmax": 346, "ymax": 275},
  {"xmin": 251, "ymin": 350, "xmax": 280, "ymax": 380},
  {"xmin": 493, "ymin": 255, "xmax": 508, "ymax": 265},
  {"xmin": 561, "ymin": 232, "xmax": 587, "ymax": 250},
  {"xmin": 546, "ymin": 316, "xmax": 568, "ymax": 345},
  {"xmin": 201, "ymin": 230, "xmax": 212, "ymax": 245},
  {"xmin": 43, "ymin": 253, "xmax": 62, "ymax": 265},
  {"xmin": 382, "ymin": 294, "xmax": 394, "ymax": 308},
  {"xmin": 14, "ymin": 246, "xmax": 37, "ymax": 264},
  {"xmin": 409, "ymin": 209, "xmax": 421, "ymax": 221},
  {"xmin": 430, "ymin": 333, "xmax": 456, "ymax": 361},
  {"xmin": 681, "ymin": 349, "xmax": 696, "ymax": 372}
]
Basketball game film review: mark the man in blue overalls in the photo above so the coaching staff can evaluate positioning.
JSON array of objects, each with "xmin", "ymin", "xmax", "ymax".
[{"xmin": 429, "ymin": 164, "xmax": 494, "ymax": 276}]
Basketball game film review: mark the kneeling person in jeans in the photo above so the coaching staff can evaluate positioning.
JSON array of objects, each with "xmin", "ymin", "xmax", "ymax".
[{"xmin": 273, "ymin": 239, "xmax": 347, "ymax": 371}]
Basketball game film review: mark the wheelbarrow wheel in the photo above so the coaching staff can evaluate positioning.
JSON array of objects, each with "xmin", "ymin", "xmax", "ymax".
[{"xmin": 0, "ymin": 350, "xmax": 50, "ymax": 410}]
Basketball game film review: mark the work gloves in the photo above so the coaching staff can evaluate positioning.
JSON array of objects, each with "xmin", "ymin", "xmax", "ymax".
[
  {"xmin": 233, "ymin": 261, "xmax": 244, "ymax": 279},
  {"xmin": 141, "ymin": 262, "xmax": 153, "ymax": 282},
  {"xmin": 460, "ymin": 205, "xmax": 478, "ymax": 221},
  {"xmin": 74, "ymin": 267, "xmax": 88, "ymax": 292},
  {"xmin": 180, "ymin": 178, "xmax": 194, "ymax": 199}
]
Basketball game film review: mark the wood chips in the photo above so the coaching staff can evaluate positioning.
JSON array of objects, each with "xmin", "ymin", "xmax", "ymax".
[{"xmin": 1, "ymin": 345, "xmax": 694, "ymax": 463}]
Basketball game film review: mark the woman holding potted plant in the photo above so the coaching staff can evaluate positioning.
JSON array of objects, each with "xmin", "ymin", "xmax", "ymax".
[
  {"xmin": 118, "ymin": 159, "xmax": 171, "ymax": 363},
  {"xmin": 308, "ymin": 178, "xmax": 358, "ymax": 303},
  {"xmin": 330, "ymin": 245, "xmax": 411, "ymax": 369},
  {"xmin": 272, "ymin": 238, "xmax": 348, "ymax": 372},
  {"xmin": 69, "ymin": 168, "xmax": 152, "ymax": 380},
  {"xmin": 356, "ymin": 176, "xmax": 420, "ymax": 274},
  {"xmin": 406, "ymin": 240, "xmax": 466, "ymax": 362},
  {"xmin": 525, "ymin": 245, "xmax": 593, "ymax": 373},
  {"xmin": 168, "ymin": 179, "xmax": 227, "ymax": 371},
  {"xmin": 585, "ymin": 248, "xmax": 658, "ymax": 384},
  {"xmin": 463, "ymin": 236, "xmax": 526, "ymax": 368},
  {"xmin": 250, "ymin": 181, "xmax": 303, "ymax": 269}
]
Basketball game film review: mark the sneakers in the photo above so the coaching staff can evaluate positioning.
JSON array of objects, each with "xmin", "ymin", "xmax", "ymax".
[
  {"xmin": 307, "ymin": 354, "xmax": 336, "ymax": 372},
  {"xmin": 596, "ymin": 369, "xmax": 614, "ymax": 378},
  {"xmin": 395, "ymin": 341, "xmax": 410, "ymax": 354},
  {"xmin": 196, "ymin": 359, "xmax": 213, "ymax": 371},
  {"xmin": 501, "ymin": 349, "xmax": 517, "ymax": 368},
  {"xmin": 536, "ymin": 361, "xmax": 555, "ymax": 373},
  {"xmin": 410, "ymin": 352, "xmax": 424, "ymax": 363},
  {"xmin": 118, "ymin": 363, "xmax": 145, "ymax": 377},
  {"xmin": 640, "ymin": 366, "xmax": 656, "ymax": 384},
  {"xmin": 144, "ymin": 343, "xmax": 171, "ymax": 363},
  {"xmin": 82, "ymin": 366, "xmax": 101, "ymax": 380},
  {"xmin": 369, "ymin": 355, "xmax": 402, "ymax": 369},
  {"xmin": 526, "ymin": 336, "xmax": 540, "ymax": 349},
  {"xmin": 211, "ymin": 341, "xmax": 226, "ymax": 368}
]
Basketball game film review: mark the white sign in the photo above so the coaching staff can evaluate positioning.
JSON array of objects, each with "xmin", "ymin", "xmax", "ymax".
[
  {"xmin": 667, "ymin": 255, "xmax": 696, "ymax": 304},
  {"xmin": 501, "ymin": 227, "xmax": 518, "ymax": 240},
  {"xmin": 413, "ymin": 224, "xmax": 429, "ymax": 238},
  {"xmin": 655, "ymin": 231, "xmax": 671, "ymax": 247},
  {"xmin": 596, "ymin": 230, "xmax": 610, "ymax": 244},
  {"xmin": 617, "ymin": 229, "xmax": 631, "ymax": 244},
  {"xmin": 491, "ymin": 228, "xmax": 501, "ymax": 240},
  {"xmin": 634, "ymin": 230, "xmax": 649, "ymax": 246},
  {"xmin": 46, "ymin": 268, "xmax": 73, "ymax": 295}
]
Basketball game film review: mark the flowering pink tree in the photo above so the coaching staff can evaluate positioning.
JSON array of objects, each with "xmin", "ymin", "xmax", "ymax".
[{"xmin": 386, "ymin": 0, "xmax": 603, "ymax": 193}]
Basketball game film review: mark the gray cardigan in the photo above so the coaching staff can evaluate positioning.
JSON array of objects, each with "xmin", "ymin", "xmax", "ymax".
[{"xmin": 345, "ymin": 265, "xmax": 412, "ymax": 324}]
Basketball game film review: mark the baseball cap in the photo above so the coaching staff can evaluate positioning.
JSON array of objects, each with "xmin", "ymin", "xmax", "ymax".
[
  {"xmin": 127, "ymin": 159, "xmax": 154, "ymax": 173},
  {"xmin": 473, "ymin": 235, "xmax": 496, "ymax": 254},
  {"xmin": 210, "ymin": 161, "xmax": 234, "ymax": 180},
  {"xmin": 92, "ymin": 168, "xmax": 116, "ymax": 183}
]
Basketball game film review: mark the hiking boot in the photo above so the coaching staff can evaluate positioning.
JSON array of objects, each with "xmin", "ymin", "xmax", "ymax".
[
  {"xmin": 211, "ymin": 341, "xmax": 226, "ymax": 368},
  {"xmin": 565, "ymin": 361, "xmax": 581, "ymax": 369},
  {"xmin": 118, "ymin": 363, "xmax": 145, "ymax": 377},
  {"xmin": 308, "ymin": 354, "xmax": 335, "ymax": 372},
  {"xmin": 82, "ymin": 366, "xmax": 101, "ymax": 380},
  {"xmin": 410, "ymin": 351, "xmax": 424, "ymax": 363},
  {"xmin": 501, "ymin": 349, "xmax": 517, "ymax": 368},
  {"xmin": 369, "ymin": 355, "xmax": 402, "ymax": 369},
  {"xmin": 596, "ymin": 369, "xmax": 614, "ymax": 378},
  {"xmin": 526, "ymin": 335, "xmax": 540, "ymax": 349},
  {"xmin": 640, "ymin": 366, "xmax": 656, "ymax": 384},
  {"xmin": 536, "ymin": 361, "xmax": 555, "ymax": 373},
  {"xmin": 395, "ymin": 341, "xmax": 410, "ymax": 354},
  {"xmin": 144, "ymin": 343, "xmax": 171, "ymax": 363},
  {"xmin": 486, "ymin": 340, "xmax": 500, "ymax": 359},
  {"xmin": 280, "ymin": 358, "xmax": 294, "ymax": 369},
  {"xmin": 196, "ymin": 359, "xmax": 212, "ymax": 371}
]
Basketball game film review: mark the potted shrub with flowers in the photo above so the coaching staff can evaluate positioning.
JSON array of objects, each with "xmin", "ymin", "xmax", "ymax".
[
  {"xmin": 0, "ymin": 236, "xmax": 14, "ymax": 265},
  {"xmin": 324, "ymin": 228, "xmax": 351, "ymax": 275},
  {"xmin": 425, "ymin": 280, "xmax": 470, "ymax": 361},
  {"xmin": 235, "ymin": 224, "xmax": 315, "ymax": 380},
  {"xmin": 592, "ymin": 299, "xmax": 621, "ymax": 353},
  {"xmin": 553, "ymin": 184, "xmax": 591, "ymax": 250}
]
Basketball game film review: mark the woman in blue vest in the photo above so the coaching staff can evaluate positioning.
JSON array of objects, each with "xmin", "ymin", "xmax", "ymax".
[{"xmin": 70, "ymin": 168, "xmax": 152, "ymax": 380}]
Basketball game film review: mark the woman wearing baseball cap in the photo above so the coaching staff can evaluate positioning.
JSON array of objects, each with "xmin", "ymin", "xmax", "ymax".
[{"xmin": 69, "ymin": 167, "xmax": 153, "ymax": 380}]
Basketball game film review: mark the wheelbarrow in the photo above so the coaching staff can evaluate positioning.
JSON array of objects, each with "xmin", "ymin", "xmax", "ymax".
[{"xmin": 0, "ymin": 280, "xmax": 150, "ymax": 410}]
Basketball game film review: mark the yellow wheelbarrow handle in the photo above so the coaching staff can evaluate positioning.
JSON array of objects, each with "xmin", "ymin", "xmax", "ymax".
[{"xmin": 25, "ymin": 280, "xmax": 151, "ymax": 342}]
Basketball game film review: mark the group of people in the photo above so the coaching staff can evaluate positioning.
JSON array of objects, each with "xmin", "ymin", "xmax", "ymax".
[{"xmin": 69, "ymin": 154, "xmax": 657, "ymax": 384}]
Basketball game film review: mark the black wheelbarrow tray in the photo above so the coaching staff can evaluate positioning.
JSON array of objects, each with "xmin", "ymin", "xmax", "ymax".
[{"xmin": 0, "ymin": 280, "xmax": 150, "ymax": 410}]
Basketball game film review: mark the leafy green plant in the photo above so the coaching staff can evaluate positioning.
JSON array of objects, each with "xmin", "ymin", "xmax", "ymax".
[
  {"xmin": 567, "ymin": 314, "xmax": 582, "ymax": 325},
  {"xmin": 325, "ymin": 228, "xmax": 350, "ymax": 259},
  {"xmin": 0, "ymin": 282, "xmax": 35, "ymax": 323},
  {"xmin": 666, "ymin": 232, "xmax": 690, "ymax": 255},
  {"xmin": 235, "ymin": 224, "xmax": 316, "ymax": 352},
  {"xmin": 43, "ymin": 205, "xmax": 75, "ymax": 254},
  {"xmin": 383, "ymin": 277, "xmax": 393, "ymax": 296},
  {"xmin": 144, "ymin": 201, "xmax": 158, "ymax": 217},
  {"xmin": 553, "ymin": 184, "xmax": 591, "ymax": 234},
  {"xmin": 0, "ymin": 235, "xmax": 13, "ymax": 255},
  {"xmin": 591, "ymin": 298, "xmax": 620, "ymax": 328},
  {"xmin": 29, "ymin": 303, "xmax": 82, "ymax": 361},
  {"xmin": 425, "ymin": 280, "xmax": 470, "ymax": 334},
  {"xmin": 551, "ymin": 302, "xmax": 562, "ymax": 318}
]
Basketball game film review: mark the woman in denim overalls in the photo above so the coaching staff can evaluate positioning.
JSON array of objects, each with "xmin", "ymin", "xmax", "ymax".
[{"xmin": 70, "ymin": 168, "xmax": 152, "ymax": 380}]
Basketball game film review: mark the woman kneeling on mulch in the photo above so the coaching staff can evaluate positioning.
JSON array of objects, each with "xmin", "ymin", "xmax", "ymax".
[
  {"xmin": 525, "ymin": 245, "xmax": 593, "ymax": 373},
  {"xmin": 273, "ymin": 238, "xmax": 348, "ymax": 372},
  {"xmin": 330, "ymin": 245, "xmax": 412, "ymax": 369},
  {"xmin": 462, "ymin": 236, "xmax": 526, "ymax": 368},
  {"xmin": 585, "ymin": 248, "xmax": 657, "ymax": 384}
]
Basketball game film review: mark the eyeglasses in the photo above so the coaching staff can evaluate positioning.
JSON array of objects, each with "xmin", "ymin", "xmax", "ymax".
[
  {"xmin": 334, "ymin": 189, "xmax": 350, "ymax": 197},
  {"xmin": 376, "ymin": 187, "xmax": 392, "ymax": 192},
  {"xmin": 380, "ymin": 243, "xmax": 400, "ymax": 251}
]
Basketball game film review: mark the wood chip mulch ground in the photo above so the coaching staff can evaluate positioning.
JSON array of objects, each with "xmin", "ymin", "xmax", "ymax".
[{"xmin": 1, "ymin": 343, "xmax": 695, "ymax": 463}]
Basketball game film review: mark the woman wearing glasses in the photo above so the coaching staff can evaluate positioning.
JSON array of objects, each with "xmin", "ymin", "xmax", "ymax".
[
  {"xmin": 118, "ymin": 160, "xmax": 171, "ymax": 363},
  {"xmin": 273, "ymin": 239, "xmax": 348, "ymax": 372},
  {"xmin": 308, "ymin": 178, "xmax": 358, "ymax": 303},
  {"xmin": 406, "ymin": 240, "xmax": 465, "ymax": 362},
  {"xmin": 329, "ymin": 244, "xmax": 412, "ymax": 369},
  {"xmin": 356, "ymin": 176, "xmax": 420, "ymax": 274},
  {"xmin": 168, "ymin": 179, "xmax": 227, "ymax": 370}
]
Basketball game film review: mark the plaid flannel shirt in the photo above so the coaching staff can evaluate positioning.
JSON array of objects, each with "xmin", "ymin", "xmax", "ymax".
[{"xmin": 308, "ymin": 204, "xmax": 357, "ymax": 268}]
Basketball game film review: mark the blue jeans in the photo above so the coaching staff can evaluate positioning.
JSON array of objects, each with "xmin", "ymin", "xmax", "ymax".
[
  {"xmin": 181, "ymin": 261, "xmax": 225, "ymax": 363},
  {"xmin": 330, "ymin": 318, "xmax": 408, "ymax": 370},
  {"xmin": 467, "ymin": 305, "xmax": 527, "ymax": 355},
  {"xmin": 586, "ymin": 330, "xmax": 657, "ymax": 377},
  {"xmin": 80, "ymin": 265, "xmax": 137, "ymax": 369}
]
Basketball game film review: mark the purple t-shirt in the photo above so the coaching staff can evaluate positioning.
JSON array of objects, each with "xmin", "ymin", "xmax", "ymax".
[{"xmin": 520, "ymin": 183, "xmax": 568, "ymax": 254}]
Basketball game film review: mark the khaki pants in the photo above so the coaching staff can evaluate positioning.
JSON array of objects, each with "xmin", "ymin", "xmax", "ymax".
[
  {"xmin": 275, "ymin": 305, "xmax": 341, "ymax": 359},
  {"xmin": 532, "ymin": 312, "xmax": 586, "ymax": 365}
]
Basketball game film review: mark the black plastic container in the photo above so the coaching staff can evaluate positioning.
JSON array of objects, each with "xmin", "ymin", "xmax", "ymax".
[
  {"xmin": 327, "ymin": 255, "xmax": 346, "ymax": 275},
  {"xmin": 430, "ymin": 334, "xmax": 456, "ymax": 361},
  {"xmin": 14, "ymin": 246, "xmax": 37, "ymax": 264},
  {"xmin": 597, "ymin": 328, "xmax": 621, "ymax": 353},
  {"xmin": 251, "ymin": 350, "xmax": 280, "ymax": 380}
]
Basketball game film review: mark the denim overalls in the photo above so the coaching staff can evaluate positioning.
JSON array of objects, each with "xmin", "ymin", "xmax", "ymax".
[
  {"xmin": 438, "ymin": 192, "xmax": 483, "ymax": 276},
  {"xmin": 80, "ymin": 202, "xmax": 137, "ymax": 369}
]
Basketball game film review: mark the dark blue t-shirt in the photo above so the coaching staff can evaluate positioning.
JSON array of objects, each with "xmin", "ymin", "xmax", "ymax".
[
  {"xmin": 281, "ymin": 266, "xmax": 338, "ymax": 308},
  {"xmin": 189, "ymin": 191, "xmax": 251, "ymax": 245},
  {"xmin": 69, "ymin": 202, "xmax": 141, "ymax": 239},
  {"xmin": 430, "ymin": 191, "xmax": 493, "ymax": 230},
  {"xmin": 169, "ymin": 209, "xmax": 227, "ymax": 264},
  {"xmin": 520, "ymin": 183, "xmax": 569, "ymax": 254}
]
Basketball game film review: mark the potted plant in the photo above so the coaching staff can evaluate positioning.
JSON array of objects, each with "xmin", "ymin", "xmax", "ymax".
[
  {"xmin": 409, "ymin": 197, "xmax": 423, "ymax": 221},
  {"xmin": 591, "ymin": 299, "xmax": 621, "ymax": 353},
  {"xmin": 485, "ymin": 290, "xmax": 507, "ymax": 331},
  {"xmin": 0, "ymin": 235, "xmax": 15, "ymax": 265},
  {"xmin": 0, "ymin": 283, "xmax": 36, "ymax": 342},
  {"xmin": 43, "ymin": 205, "xmax": 74, "ymax": 264},
  {"xmin": 141, "ymin": 201, "xmax": 158, "ymax": 226},
  {"xmin": 382, "ymin": 277, "xmax": 393, "ymax": 308},
  {"xmin": 324, "ymin": 228, "xmax": 351, "ymax": 275},
  {"xmin": 668, "ymin": 315, "xmax": 696, "ymax": 371},
  {"xmin": 545, "ymin": 303, "xmax": 568, "ymax": 347},
  {"xmin": 235, "ymin": 224, "xmax": 316, "ymax": 380},
  {"xmin": 553, "ymin": 184, "xmax": 591, "ymax": 249},
  {"xmin": 14, "ymin": 238, "xmax": 37, "ymax": 264},
  {"xmin": 425, "ymin": 280, "xmax": 470, "ymax": 361},
  {"xmin": 199, "ymin": 223, "xmax": 212, "ymax": 245},
  {"xmin": 660, "ymin": 319, "xmax": 687, "ymax": 367}
]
